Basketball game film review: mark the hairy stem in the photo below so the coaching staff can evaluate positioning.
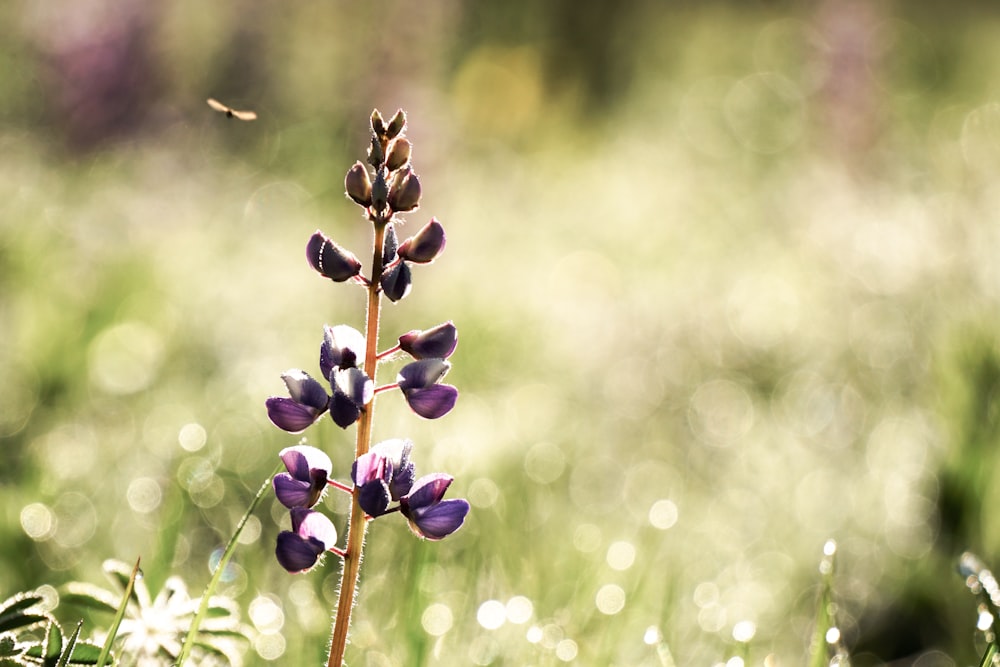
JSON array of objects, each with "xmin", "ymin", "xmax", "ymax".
[{"xmin": 327, "ymin": 212, "xmax": 388, "ymax": 667}]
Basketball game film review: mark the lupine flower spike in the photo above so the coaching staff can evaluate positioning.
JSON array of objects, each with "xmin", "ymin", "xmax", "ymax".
[{"xmin": 262, "ymin": 109, "xmax": 470, "ymax": 667}]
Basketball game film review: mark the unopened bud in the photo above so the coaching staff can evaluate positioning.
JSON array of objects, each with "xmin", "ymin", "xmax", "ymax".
[
  {"xmin": 370, "ymin": 109, "xmax": 386, "ymax": 137},
  {"xmin": 387, "ymin": 168, "xmax": 421, "ymax": 213},
  {"xmin": 367, "ymin": 134, "xmax": 385, "ymax": 168},
  {"xmin": 380, "ymin": 261, "xmax": 412, "ymax": 302},
  {"xmin": 345, "ymin": 162, "xmax": 372, "ymax": 207},
  {"xmin": 382, "ymin": 223, "xmax": 398, "ymax": 265},
  {"xmin": 371, "ymin": 170, "xmax": 389, "ymax": 213},
  {"xmin": 398, "ymin": 218, "xmax": 446, "ymax": 264},
  {"xmin": 386, "ymin": 109, "xmax": 406, "ymax": 139},
  {"xmin": 385, "ymin": 138, "xmax": 411, "ymax": 172},
  {"xmin": 306, "ymin": 231, "xmax": 362, "ymax": 282}
]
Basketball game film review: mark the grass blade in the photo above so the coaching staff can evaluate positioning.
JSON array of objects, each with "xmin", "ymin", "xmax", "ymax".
[
  {"xmin": 176, "ymin": 466, "xmax": 278, "ymax": 666},
  {"xmin": 96, "ymin": 557, "xmax": 140, "ymax": 667}
]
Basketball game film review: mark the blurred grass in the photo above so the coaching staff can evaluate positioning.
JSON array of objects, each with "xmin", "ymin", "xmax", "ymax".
[{"xmin": 5, "ymin": 1, "xmax": 1000, "ymax": 665}]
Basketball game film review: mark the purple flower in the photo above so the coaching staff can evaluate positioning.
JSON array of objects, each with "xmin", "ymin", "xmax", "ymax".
[
  {"xmin": 400, "ymin": 474, "xmax": 470, "ymax": 541},
  {"xmin": 398, "ymin": 322, "xmax": 458, "ymax": 360},
  {"xmin": 275, "ymin": 508, "xmax": 338, "ymax": 573},
  {"xmin": 329, "ymin": 367, "xmax": 374, "ymax": 429},
  {"xmin": 320, "ymin": 324, "xmax": 367, "ymax": 377},
  {"xmin": 273, "ymin": 445, "xmax": 332, "ymax": 509},
  {"xmin": 397, "ymin": 359, "xmax": 458, "ymax": 419},
  {"xmin": 351, "ymin": 439, "xmax": 415, "ymax": 517},
  {"xmin": 265, "ymin": 370, "xmax": 330, "ymax": 433}
]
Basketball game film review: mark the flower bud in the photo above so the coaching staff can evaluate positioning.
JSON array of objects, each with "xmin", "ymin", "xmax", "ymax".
[
  {"xmin": 398, "ymin": 322, "xmax": 458, "ymax": 360},
  {"xmin": 385, "ymin": 138, "xmax": 411, "ymax": 172},
  {"xmin": 387, "ymin": 168, "xmax": 421, "ymax": 213},
  {"xmin": 382, "ymin": 223, "xmax": 398, "ymax": 265},
  {"xmin": 380, "ymin": 260, "xmax": 412, "ymax": 302},
  {"xmin": 306, "ymin": 231, "xmax": 362, "ymax": 282},
  {"xmin": 371, "ymin": 170, "xmax": 389, "ymax": 213},
  {"xmin": 370, "ymin": 109, "xmax": 386, "ymax": 137},
  {"xmin": 398, "ymin": 218, "xmax": 446, "ymax": 264},
  {"xmin": 386, "ymin": 109, "xmax": 406, "ymax": 139},
  {"xmin": 345, "ymin": 162, "xmax": 372, "ymax": 206},
  {"xmin": 367, "ymin": 134, "xmax": 385, "ymax": 168}
]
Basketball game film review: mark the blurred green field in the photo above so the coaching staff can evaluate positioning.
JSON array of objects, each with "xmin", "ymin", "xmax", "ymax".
[{"xmin": 5, "ymin": 1, "xmax": 1000, "ymax": 665}]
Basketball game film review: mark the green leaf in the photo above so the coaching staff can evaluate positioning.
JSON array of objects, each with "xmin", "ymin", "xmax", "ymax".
[
  {"xmin": 0, "ymin": 592, "xmax": 49, "ymax": 634},
  {"xmin": 55, "ymin": 621, "xmax": 82, "ymax": 667},
  {"xmin": 63, "ymin": 642, "xmax": 103, "ymax": 666},
  {"xmin": 44, "ymin": 620, "xmax": 63, "ymax": 661},
  {"xmin": 58, "ymin": 585, "xmax": 119, "ymax": 616}
]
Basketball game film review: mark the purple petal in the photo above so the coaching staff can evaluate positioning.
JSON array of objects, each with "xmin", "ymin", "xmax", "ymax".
[
  {"xmin": 398, "ymin": 322, "xmax": 458, "ymax": 360},
  {"xmin": 275, "ymin": 532, "xmax": 324, "ymax": 573},
  {"xmin": 320, "ymin": 324, "xmax": 366, "ymax": 378},
  {"xmin": 403, "ymin": 384, "xmax": 458, "ymax": 419},
  {"xmin": 273, "ymin": 473, "xmax": 313, "ymax": 509},
  {"xmin": 351, "ymin": 449, "xmax": 389, "ymax": 486},
  {"xmin": 406, "ymin": 499, "xmax": 470, "ymax": 541},
  {"xmin": 405, "ymin": 473, "xmax": 454, "ymax": 509},
  {"xmin": 279, "ymin": 445, "xmax": 332, "ymax": 482},
  {"xmin": 280, "ymin": 370, "xmax": 331, "ymax": 411},
  {"xmin": 293, "ymin": 508, "xmax": 338, "ymax": 546},
  {"xmin": 329, "ymin": 392, "xmax": 360, "ymax": 429},
  {"xmin": 333, "ymin": 367, "xmax": 374, "ymax": 408},
  {"xmin": 372, "ymin": 439, "xmax": 415, "ymax": 499},
  {"xmin": 397, "ymin": 359, "xmax": 451, "ymax": 390},
  {"xmin": 266, "ymin": 397, "xmax": 321, "ymax": 433},
  {"xmin": 358, "ymin": 479, "xmax": 391, "ymax": 517}
]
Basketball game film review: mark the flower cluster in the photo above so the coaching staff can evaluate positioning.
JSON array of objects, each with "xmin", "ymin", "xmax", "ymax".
[{"xmin": 265, "ymin": 109, "xmax": 470, "ymax": 578}]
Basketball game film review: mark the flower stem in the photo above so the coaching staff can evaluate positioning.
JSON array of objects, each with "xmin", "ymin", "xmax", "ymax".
[{"xmin": 326, "ymin": 212, "xmax": 388, "ymax": 667}]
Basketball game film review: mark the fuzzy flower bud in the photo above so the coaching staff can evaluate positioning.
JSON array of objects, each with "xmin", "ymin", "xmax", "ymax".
[
  {"xmin": 370, "ymin": 109, "xmax": 386, "ymax": 137},
  {"xmin": 306, "ymin": 231, "xmax": 362, "ymax": 282},
  {"xmin": 386, "ymin": 109, "xmax": 406, "ymax": 139},
  {"xmin": 368, "ymin": 134, "xmax": 385, "ymax": 169},
  {"xmin": 398, "ymin": 322, "xmax": 458, "ymax": 360},
  {"xmin": 371, "ymin": 170, "xmax": 389, "ymax": 213},
  {"xmin": 385, "ymin": 138, "xmax": 411, "ymax": 172},
  {"xmin": 345, "ymin": 162, "xmax": 372, "ymax": 206},
  {"xmin": 387, "ymin": 168, "xmax": 421, "ymax": 213},
  {"xmin": 398, "ymin": 218, "xmax": 446, "ymax": 264}
]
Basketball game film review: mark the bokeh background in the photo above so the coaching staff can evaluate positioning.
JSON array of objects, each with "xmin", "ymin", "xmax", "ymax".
[{"xmin": 3, "ymin": 0, "xmax": 1000, "ymax": 664}]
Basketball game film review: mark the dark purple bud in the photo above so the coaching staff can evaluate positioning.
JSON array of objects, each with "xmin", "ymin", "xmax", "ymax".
[
  {"xmin": 385, "ymin": 138, "xmax": 411, "ymax": 172},
  {"xmin": 398, "ymin": 322, "xmax": 458, "ymax": 360},
  {"xmin": 371, "ymin": 169, "xmax": 388, "ymax": 212},
  {"xmin": 368, "ymin": 133, "xmax": 385, "ymax": 169},
  {"xmin": 382, "ymin": 223, "xmax": 398, "ymax": 266},
  {"xmin": 402, "ymin": 384, "xmax": 458, "ymax": 419},
  {"xmin": 401, "ymin": 474, "xmax": 470, "ymax": 541},
  {"xmin": 380, "ymin": 261, "xmax": 412, "ymax": 303},
  {"xmin": 275, "ymin": 508, "xmax": 338, "ymax": 573},
  {"xmin": 274, "ymin": 445, "xmax": 332, "ymax": 509},
  {"xmin": 320, "ymin": 325, "xmax": 366, "ymax": 378},
  {"xmin": 306, "ymin": 231, "xmax": 362, "ymax": 282},
  {"xmin": 398, "ymin": 219, "xmax": 446, "ymax": 264},
  {"xmin": 387, "ymin": 168, "xmax": 421, "ymax": 213},
  {"xmin": 329, "ymin": 367, "xmax": 373, "ymax": 429},
  {"xmin": 345, "ymin": 162, "xmax": 372, "ymax": 207},
  {"xmin": 386, "ymin": 109, "xmax": 406, "ymax": 139}
]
